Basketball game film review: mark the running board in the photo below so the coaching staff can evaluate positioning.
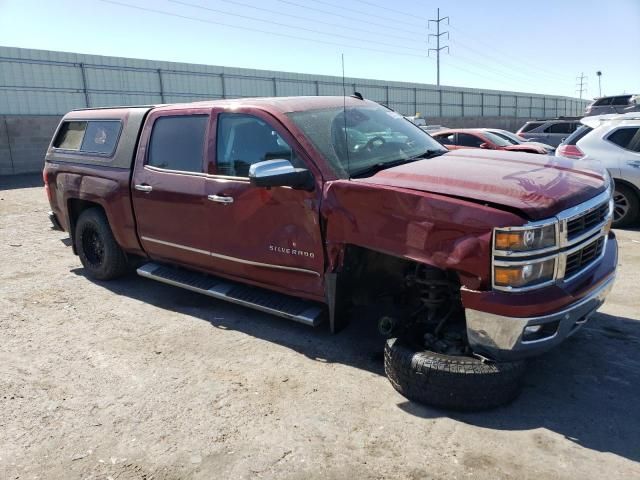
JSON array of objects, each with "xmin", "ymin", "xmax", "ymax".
[{"xmin": 137, "ymin": 262, "xmax": 325, "ymax": 327}]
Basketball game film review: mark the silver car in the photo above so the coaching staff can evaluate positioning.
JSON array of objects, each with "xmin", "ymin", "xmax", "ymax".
[
  {"xmin": 556, "ymin": 112, "xmax": 640, "ymax": 227},
  {"xmin": 515, "ymin": 118, "xmax": 582, "ymax": 147},
  {"xmin": 584, "ymin": 94, "xmax": 639, "ymax": 117}
]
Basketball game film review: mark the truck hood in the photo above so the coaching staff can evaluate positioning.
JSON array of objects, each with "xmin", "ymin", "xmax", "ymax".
[{"xmin": 354, "ymin": 149, "xmax": 607, "ymax": 220}]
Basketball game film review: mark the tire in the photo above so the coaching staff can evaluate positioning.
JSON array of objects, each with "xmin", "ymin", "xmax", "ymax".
[
  {"xmin": 74, "ymin": 208, "xmax": 129, "ymax": 280},
  {"xmin": 612, "ymin": 183, "xmax": 639, "ymax": 228},
  {"xmin": 384, "ymin": 338, "xmax": 526, "ymax": 411}
]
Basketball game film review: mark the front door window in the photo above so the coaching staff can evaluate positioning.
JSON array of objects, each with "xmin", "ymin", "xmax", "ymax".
[{"xmin": 216, "ymin": 114, "xmax": 298, "ymax": 176}]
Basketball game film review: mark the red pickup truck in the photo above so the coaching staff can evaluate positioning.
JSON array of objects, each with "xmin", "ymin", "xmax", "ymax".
[{"xmin": 43, "ymin": 96, "xmax": 617, "ymax": 410}]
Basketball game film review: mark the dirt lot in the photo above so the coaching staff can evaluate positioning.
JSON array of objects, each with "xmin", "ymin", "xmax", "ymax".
[{"xmin": 1, "ymin": 175, "xmax": 639, "ymax": 480}]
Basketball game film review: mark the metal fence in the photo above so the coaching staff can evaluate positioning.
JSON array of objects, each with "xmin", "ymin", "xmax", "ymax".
[{"xmin": 0, "ymin": 46, "xmax": 588, "ymax": 117}]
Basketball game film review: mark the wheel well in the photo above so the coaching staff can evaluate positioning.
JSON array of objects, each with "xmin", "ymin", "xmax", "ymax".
[
  {"xmin": 331, "ymin": 245, "xmax": 464, "ymax": 334},
  {"xmin": 67, "ymin": 199, "xmax": 104, "ymax": 253},
  {"xmin": 613, "ymin": 178, "xmax": 640, "ymax": 200}
]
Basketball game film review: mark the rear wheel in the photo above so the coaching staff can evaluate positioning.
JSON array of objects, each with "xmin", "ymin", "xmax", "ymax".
[
  {"xmin": 384, "ymin": 337, "xmax": 526, "ymax": 411},
  {"xmin": 74, "ymin": 208, "xmax": 129, "ymax": 280},
  {"xmin": 612, "ymin": 183, "xmax": 639, "ymax": 228}
]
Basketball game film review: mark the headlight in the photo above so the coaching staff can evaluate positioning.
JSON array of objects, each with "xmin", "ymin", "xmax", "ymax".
[
  {"xmin": 494, "ymin": 257, "xmax": 556, "ymax": 289},
  {"xmin": 494, "ymin": 223, "xmax": 557, "ymax": 252},
  {"xmin": 604, "ymin": 196, "xmax": 614, "ymax": 234}
]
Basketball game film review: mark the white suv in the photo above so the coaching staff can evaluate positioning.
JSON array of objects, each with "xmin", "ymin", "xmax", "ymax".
[{"xmin": 556, "ymin": 112, "xmax": 640, "ymax": 227}]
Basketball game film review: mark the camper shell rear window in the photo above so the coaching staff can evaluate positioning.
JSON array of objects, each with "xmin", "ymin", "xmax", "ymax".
[{"xmin": 53, "ymin": 120, "xmax": 122, "ymax": 156}]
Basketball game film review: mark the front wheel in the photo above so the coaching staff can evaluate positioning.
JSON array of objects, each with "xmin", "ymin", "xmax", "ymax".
[
  {"xmin": 384, "ymin": 338, "xmax": 526, "ymax": 411},
  {"xmin": 612, "ymin": 184, "xmax": 639, "ymax": 228},
  {"xmin": 74, "ymin": 208, "xmax": 129, "ymax": 280}
]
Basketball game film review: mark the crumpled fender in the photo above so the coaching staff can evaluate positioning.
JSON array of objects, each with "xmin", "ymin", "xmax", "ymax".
[{"xmin": 321, "ymin": 180, "xmax": 526, "ymax": 290}]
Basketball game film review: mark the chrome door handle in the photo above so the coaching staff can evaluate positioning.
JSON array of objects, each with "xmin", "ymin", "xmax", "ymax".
[
  {"xmin": 627, "ymin": 160, "xmax": 640, "ymax": 169},
  {"xmin": 208, "ymin": 194, "xmax": 234, "ymax": 204},
  {"xmin": 134, "ymin": 184, "xmax": 153, "ymax": 193}
]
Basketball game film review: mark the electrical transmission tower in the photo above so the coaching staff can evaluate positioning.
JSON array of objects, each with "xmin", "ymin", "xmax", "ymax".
[
  {"xmin": 428, "ymin": 8, "xmax": 449, "ymax": 87},
  {"xmin": 576, "ymin": 73, "xmax": 588, "ymax": 99}
]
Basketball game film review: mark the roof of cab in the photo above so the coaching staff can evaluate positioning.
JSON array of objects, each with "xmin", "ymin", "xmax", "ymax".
[
  {"xmin": 65, "ymin": 96, "xmax": 375, "ymax": 118},
  {"xmin": 151, "ymin": 96, "xmax": 374, "ymax": 114}
]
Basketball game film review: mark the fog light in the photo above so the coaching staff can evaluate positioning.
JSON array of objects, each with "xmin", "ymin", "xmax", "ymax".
[{"xmin": 522, "ymin": 321, "xmax": 560, "ymax": 342}]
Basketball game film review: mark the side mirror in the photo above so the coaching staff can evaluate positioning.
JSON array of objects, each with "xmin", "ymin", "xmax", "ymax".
[
  {"xmin": 249, "ymin": 159, "xmax": 314, "ymax": 191},
  {"xmin": 479, "ymin": 142, "xmax": 493, "ymax": 149}
]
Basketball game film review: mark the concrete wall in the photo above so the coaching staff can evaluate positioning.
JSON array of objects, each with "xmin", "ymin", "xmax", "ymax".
[{"xmin": 0, "ymin": 115, "xmax": 61, "ymax": 175}]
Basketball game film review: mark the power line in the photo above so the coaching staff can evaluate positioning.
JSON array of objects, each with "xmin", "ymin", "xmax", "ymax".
[
  {"xmin": 196, "ymin": 0, "xmax": 418, "ymax": 43},
  {"xmin": 168, "ymin": 0, "xmax": 426, "ymax": 53},
  {"xmin": 274, "ymin": 0, "xmax": 424, "ymax": 36},
  {"xmin": 307, "ymin": 0, "xmax": 426, "ymax": 30},
  {"xmin": 100, "ymin": 0, "xmax": 431, "ymax": 59},
  {"xmin": 428, "ymin": 8, "xmax": 449, "ymax": 87},
  {"xmin": 351, "ymin": 0, "xmax": 429, "ymax": 22},
  {"xmin": 447, "ymin": 24, "xmax": 574, "ymax": 81},
  {"xmin": 447, "ymin": 39, "xmax": 573, "ymax": 87},
  {"xmin": 443, "ymin": 54, "xmax": 557, "ymax": 92}
]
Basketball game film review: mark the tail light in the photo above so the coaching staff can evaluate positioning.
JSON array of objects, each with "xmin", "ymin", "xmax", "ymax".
[
  {"xmin": 43, "ymin": 168, "xmax": 52, "ymax": 201},
  {"xmin": 556, "ymin": 144, "xmax": 584, "ymax": 159}
]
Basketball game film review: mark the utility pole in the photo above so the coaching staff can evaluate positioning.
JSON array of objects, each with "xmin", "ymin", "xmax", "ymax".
[
  {"xmin": 596, "ymin": 70, "xmax": 602, "ymax": 97},
  {"xmin": 576, "ymin": 72, "xmax": 587, "ymax": 100},
  {"xmin": 428, "ymin": 8, "xmax": 449, "ymax": 87}
]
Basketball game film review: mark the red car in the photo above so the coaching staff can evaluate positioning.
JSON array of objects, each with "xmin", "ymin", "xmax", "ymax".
[{"xmin": 432, "ymin": 128, "xmax": 548, "ymax": 154}]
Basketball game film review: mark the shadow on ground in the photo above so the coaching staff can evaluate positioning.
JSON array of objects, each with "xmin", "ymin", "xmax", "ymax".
[
  {"xmin": 71, "ymin": 265, "xmax": 640, "ymax": 464},
  {"xmin": 399, "ymin": 312, "xmax": 640, "ymax": 462},
  {"xmin": 0, "ymin": 173, "xmax": 42, "ymax": 190}
]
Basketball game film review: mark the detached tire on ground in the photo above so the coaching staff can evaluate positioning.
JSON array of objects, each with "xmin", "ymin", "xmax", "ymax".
[
  {"xmin": 74, "ymin": 208, "xmax": 129, "ymax": 280},
  {"xmin": 384, "ymin": 338, "xmax": 526, "ymax": 411}
]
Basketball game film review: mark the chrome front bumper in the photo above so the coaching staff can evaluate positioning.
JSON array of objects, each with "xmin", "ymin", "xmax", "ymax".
[{"xmin": 465, "ymin": 274, "xmax": 616, "ymax": 361}]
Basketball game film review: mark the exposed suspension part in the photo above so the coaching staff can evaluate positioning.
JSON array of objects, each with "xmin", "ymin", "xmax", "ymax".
[{"xmin": 404, "ymin": 264, "xmax": 467, "ymax": 355}]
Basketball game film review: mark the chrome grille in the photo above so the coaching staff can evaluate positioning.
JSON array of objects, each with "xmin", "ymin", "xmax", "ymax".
[
  {"xmin": 566, "ymin": 202, "xmax": 609, "ymax": 241},
  {"xmin": 565, "ymin": 236, "xmax": 605, "ymax": 278},
  {"xmin": 491, "ymin": 188, "xmax": 612, "ymax": 292}
]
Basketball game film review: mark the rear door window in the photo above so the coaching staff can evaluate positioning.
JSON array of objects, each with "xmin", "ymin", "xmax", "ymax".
[
  {"xmin": 611, "ymin": 96, "xmax": 631, "ymax": 106},
  {"xmin": 147, "ymin": 115, "xmax": 208, "ymax": 172},
  {"xmin": 607, "ymin": 127, "xmax": 640, "ymax": 152},
  {"xmin": 545, "ymin": 122, "xmax": 572, "ymax": 134},
  {"xmin": 456, "ymin": 133, "xmax": 485, "ymax": 147}
]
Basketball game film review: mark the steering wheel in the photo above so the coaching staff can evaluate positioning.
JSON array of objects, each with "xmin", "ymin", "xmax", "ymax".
[{"xmin": 363, "ymin": 135, "xmax": 386, "ymax": 151}]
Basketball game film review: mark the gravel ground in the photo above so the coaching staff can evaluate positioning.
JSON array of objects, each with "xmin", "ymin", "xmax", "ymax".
[{"xmin": 1, "ymin": 175, "xmax": 639, "ymax": 480}]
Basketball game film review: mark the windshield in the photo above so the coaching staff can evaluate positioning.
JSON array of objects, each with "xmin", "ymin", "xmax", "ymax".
[
  {"xmin": 519, "ymin": 121, "xmax": 545, "ymax": 133},
  {"xmin": 490, "ymin": 130, "xmax": 522, "ymax": 145},
  {"xmin": 287, "ymin": 104, "xmax": 447, "ymax": 178},
  {"xmin": 481, "ymin": 131, "xmax": 514, "ymax": 147}
]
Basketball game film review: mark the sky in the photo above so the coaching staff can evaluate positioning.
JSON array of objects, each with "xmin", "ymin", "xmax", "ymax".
[{"xmin": 0, "ymin": 0, "xmax": 638, "ymax": 99}]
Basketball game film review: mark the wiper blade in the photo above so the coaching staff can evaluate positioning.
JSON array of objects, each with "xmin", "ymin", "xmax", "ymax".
[
  {"xmin": 350, "ymin": 150, "xmax": 446, "ymax": 178},
  {"xmin": 350, "ymin": 158, "xmax": 417, "ymax": 178},
  {"xmin": 407, "ymin": 149, "xmax": 446, "ymax": 160}
]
